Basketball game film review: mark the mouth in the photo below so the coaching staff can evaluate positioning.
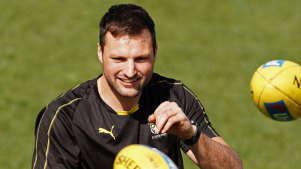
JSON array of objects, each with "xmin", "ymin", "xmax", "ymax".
[{"xmin": 118, "ymin": 77, "xmax": 141, "ymax": 86}]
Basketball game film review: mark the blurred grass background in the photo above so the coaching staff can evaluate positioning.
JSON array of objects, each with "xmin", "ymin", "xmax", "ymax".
[{"xmin": 1, "ymin": 0, "xmax": 301, "ymax": 168}]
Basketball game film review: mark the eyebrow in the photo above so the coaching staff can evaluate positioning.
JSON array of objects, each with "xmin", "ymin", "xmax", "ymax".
[{"xmin": 109, "ymin": 53, "xmax": 153, "ymax": 59}]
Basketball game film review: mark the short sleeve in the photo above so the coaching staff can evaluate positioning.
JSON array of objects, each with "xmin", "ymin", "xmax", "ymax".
[
  {"xmin": 177, "ymin": 84, "xmax": 219, "ymax": 152},
  {"xmin": 32, "ymin": 102, "xmax": 82, "ymax": 169}
]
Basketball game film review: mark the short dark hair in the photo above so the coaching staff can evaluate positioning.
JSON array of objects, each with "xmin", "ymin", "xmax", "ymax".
[{"xmin": 99, "ymin": 4, "xmax": 156, "ymax": 53}]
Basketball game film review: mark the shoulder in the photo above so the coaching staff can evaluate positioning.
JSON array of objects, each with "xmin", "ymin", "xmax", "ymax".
[
  {"xmin": 48, "ymin": 78, "xmax": 96, "ymax": 111},
  {"xmin": 149, "ymin": 73, "xmax": 204, "ymax": 109},
  {"xmin": 148, "ymin": 73, "xmax": 198, "ymax": 99},
  {"xmin": 149, "ymin": 73, "xmax": 183, "ymax": 88},
  {"xmin": 34, "ymin": 78, "xmax": 98, "ymax": 130}
]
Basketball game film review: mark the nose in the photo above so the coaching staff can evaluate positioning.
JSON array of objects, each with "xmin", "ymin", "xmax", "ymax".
[{"xmin": 124, "ymin": 60, "xmax": 137, "ymax": 78}]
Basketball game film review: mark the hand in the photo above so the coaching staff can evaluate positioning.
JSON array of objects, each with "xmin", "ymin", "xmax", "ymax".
[{"xmin": 148, "ymin": 101, "xmax": 196, "ymax": 139}]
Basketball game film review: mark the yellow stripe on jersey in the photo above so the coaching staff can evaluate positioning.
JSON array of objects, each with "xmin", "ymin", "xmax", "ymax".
[
  {"xmin": 32, "ymin": 105, "xmax": 48, "ymax": 169},
  {"xmin": 154, "ymin": 80, "xmax": 183, "ymax": 85},
  {"xmin": 54, "ymin": 83, "xmax": 81, "ymax": 101},
  {"xmin": 43, "ymin": 98, "xmax": 82, "ymax": 169},
  {"xmin": 183, "ymin": 86, "xmax": 218, "ymax": 137},
  {"xmin": 33, "ymin": 83, "xmax": 83, "ymax": 169},
  {"xmin": 116, "ymin": 104, "xmax": 139, "ymax": 115}
]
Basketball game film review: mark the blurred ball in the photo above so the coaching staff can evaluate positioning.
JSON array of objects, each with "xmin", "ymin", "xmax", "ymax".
[
  {"xmin": 113, "ymin": 144, "xmax": 178, "ymax": 169},
  {"xmin": 250, "ymin": 60, "xmax": 301, "ymax": 121}
]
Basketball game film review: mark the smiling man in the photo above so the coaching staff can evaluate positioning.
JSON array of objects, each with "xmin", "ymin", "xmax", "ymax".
[
  {"xmin": 97, "ymin": 29, "xmax": 155, "ymax": 111},
  {"xmin": 32, "ymin": 4, "xmax": 243, "ymax": 169}
]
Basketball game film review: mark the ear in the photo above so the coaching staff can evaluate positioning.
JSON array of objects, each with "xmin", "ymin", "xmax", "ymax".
[
  {"xmin": 97, "ymin": 43, "xmax": 103, "ymax": 63},
  {"xmin": 154, "ymin": 44, "xmax": 158, "ymax": 61}
]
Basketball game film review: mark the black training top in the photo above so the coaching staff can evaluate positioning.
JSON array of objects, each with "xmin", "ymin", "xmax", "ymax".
[{"xmin": 32, "ymin": 73, "xmax": 219, "ymax": 169}]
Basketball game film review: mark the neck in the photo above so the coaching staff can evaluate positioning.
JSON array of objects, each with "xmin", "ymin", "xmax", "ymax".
[{"xmin": 97, "ymin": 77, "xmax": 140, "ymax": 111}]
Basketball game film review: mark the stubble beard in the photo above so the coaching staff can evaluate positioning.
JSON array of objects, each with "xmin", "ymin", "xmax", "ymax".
[{"xmin": 106, "ymin": 75, "xmax": 144, "ymax": 99}]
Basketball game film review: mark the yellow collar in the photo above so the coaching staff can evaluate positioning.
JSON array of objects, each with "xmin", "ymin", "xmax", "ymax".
[{"xmin": 115, "ymin": 104, "xmax": 139, "ymax": 115}]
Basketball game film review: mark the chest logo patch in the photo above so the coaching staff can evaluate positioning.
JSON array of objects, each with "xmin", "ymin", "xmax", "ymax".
[
  {"xmin": 148, "ymin": 122, "xmax": 167, "ymax": 139},
  {"xmin": 149, "ymin": 122, "xmax": 158, "ymax": 134},
  {"xmin": 99, "ymin": 125, "xmax": 115, "ymax": 140}
]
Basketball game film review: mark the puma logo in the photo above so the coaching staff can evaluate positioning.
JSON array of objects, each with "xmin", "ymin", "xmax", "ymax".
[{"xmin": 99, "ymin": 125, "xmax": 116, "ymax": 140}]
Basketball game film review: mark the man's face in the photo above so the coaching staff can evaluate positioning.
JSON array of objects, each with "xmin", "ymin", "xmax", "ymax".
[{"xmin": 98, "ymin": 29, "xmax": 156, "ymax": 98}]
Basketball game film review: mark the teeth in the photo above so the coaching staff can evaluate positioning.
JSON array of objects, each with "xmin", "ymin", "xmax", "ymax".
[{"xmin": 121, "ymin": 79, "xmax": 137, "ymax": 83}]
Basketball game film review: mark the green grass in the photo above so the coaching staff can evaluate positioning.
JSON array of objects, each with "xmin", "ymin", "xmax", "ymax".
[{"xmin": 1, "ymin": 0, "xmax": 301, "ymax": 168}]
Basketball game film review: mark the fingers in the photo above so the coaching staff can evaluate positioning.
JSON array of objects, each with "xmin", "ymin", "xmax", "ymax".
[
  {"xmin": 148, "ymin": 101, "xmax": 190, "ymax": 137},
  {"xmin": 153, "ymin": 101, "xmax": 177, "ymax": 133},
  {"xmin": 161, "ymin": 115, "xmax": 178, "ymax": 134},
  {"xmin": 148, "ymin": 114, "xmax": 156, "ymax": 123},
  {"xmin": 148, "ymin": 101, "xmax": 168, "ymax": 124}
]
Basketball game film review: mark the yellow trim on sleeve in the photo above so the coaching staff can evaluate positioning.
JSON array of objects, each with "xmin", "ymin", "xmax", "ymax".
[
  {"xmin": 116, "ymin": 104, "xmax": 139, "ymax": 115},
  {"xmin": 43, "ymin": 98, "xmax": 82, "ymax": 169},
  {"xmin": 32, "ymin": 105, "xmax": 48, "ymax": 169},
  {"xmin": 183, "ymin": 86, "xmax": 218, "ymax": 137},
  {"xmin": 154, "ymin": 80, "xmax": 183, "ymax": 85}
]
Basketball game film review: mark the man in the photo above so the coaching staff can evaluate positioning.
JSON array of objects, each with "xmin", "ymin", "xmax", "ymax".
[{"xmin": 32, "ymin": 4, "xmax": 243, "ymax": 169}]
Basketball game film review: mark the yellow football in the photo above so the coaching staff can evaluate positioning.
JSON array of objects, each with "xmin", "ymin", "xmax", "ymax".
[
  {"xmin": 113, "ymin": 144, "xmax": 178, "ymax": 169},
  {"xmin": 250, "ymin": 60, "xmax": 301, "ymax": 121}
]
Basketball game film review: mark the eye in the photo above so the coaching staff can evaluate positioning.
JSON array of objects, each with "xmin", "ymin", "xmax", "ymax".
[
  {"xmin": 135, "ymin": 56, "xmax": 148, "ymax": 63},
  {"xmin": 112, "ymin": 57, "xmax": 126, "ymax": 62}
]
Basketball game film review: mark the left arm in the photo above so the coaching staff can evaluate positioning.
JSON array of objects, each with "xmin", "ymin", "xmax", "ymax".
[{"xmin": 148, "ymin": 101, "xmax": 243, "ymax": 169}]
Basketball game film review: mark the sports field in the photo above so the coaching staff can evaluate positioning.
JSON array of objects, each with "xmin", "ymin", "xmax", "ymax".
[{"xmin": 1, "ymin": 0, "xmax": 301, "ymax": 168}]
